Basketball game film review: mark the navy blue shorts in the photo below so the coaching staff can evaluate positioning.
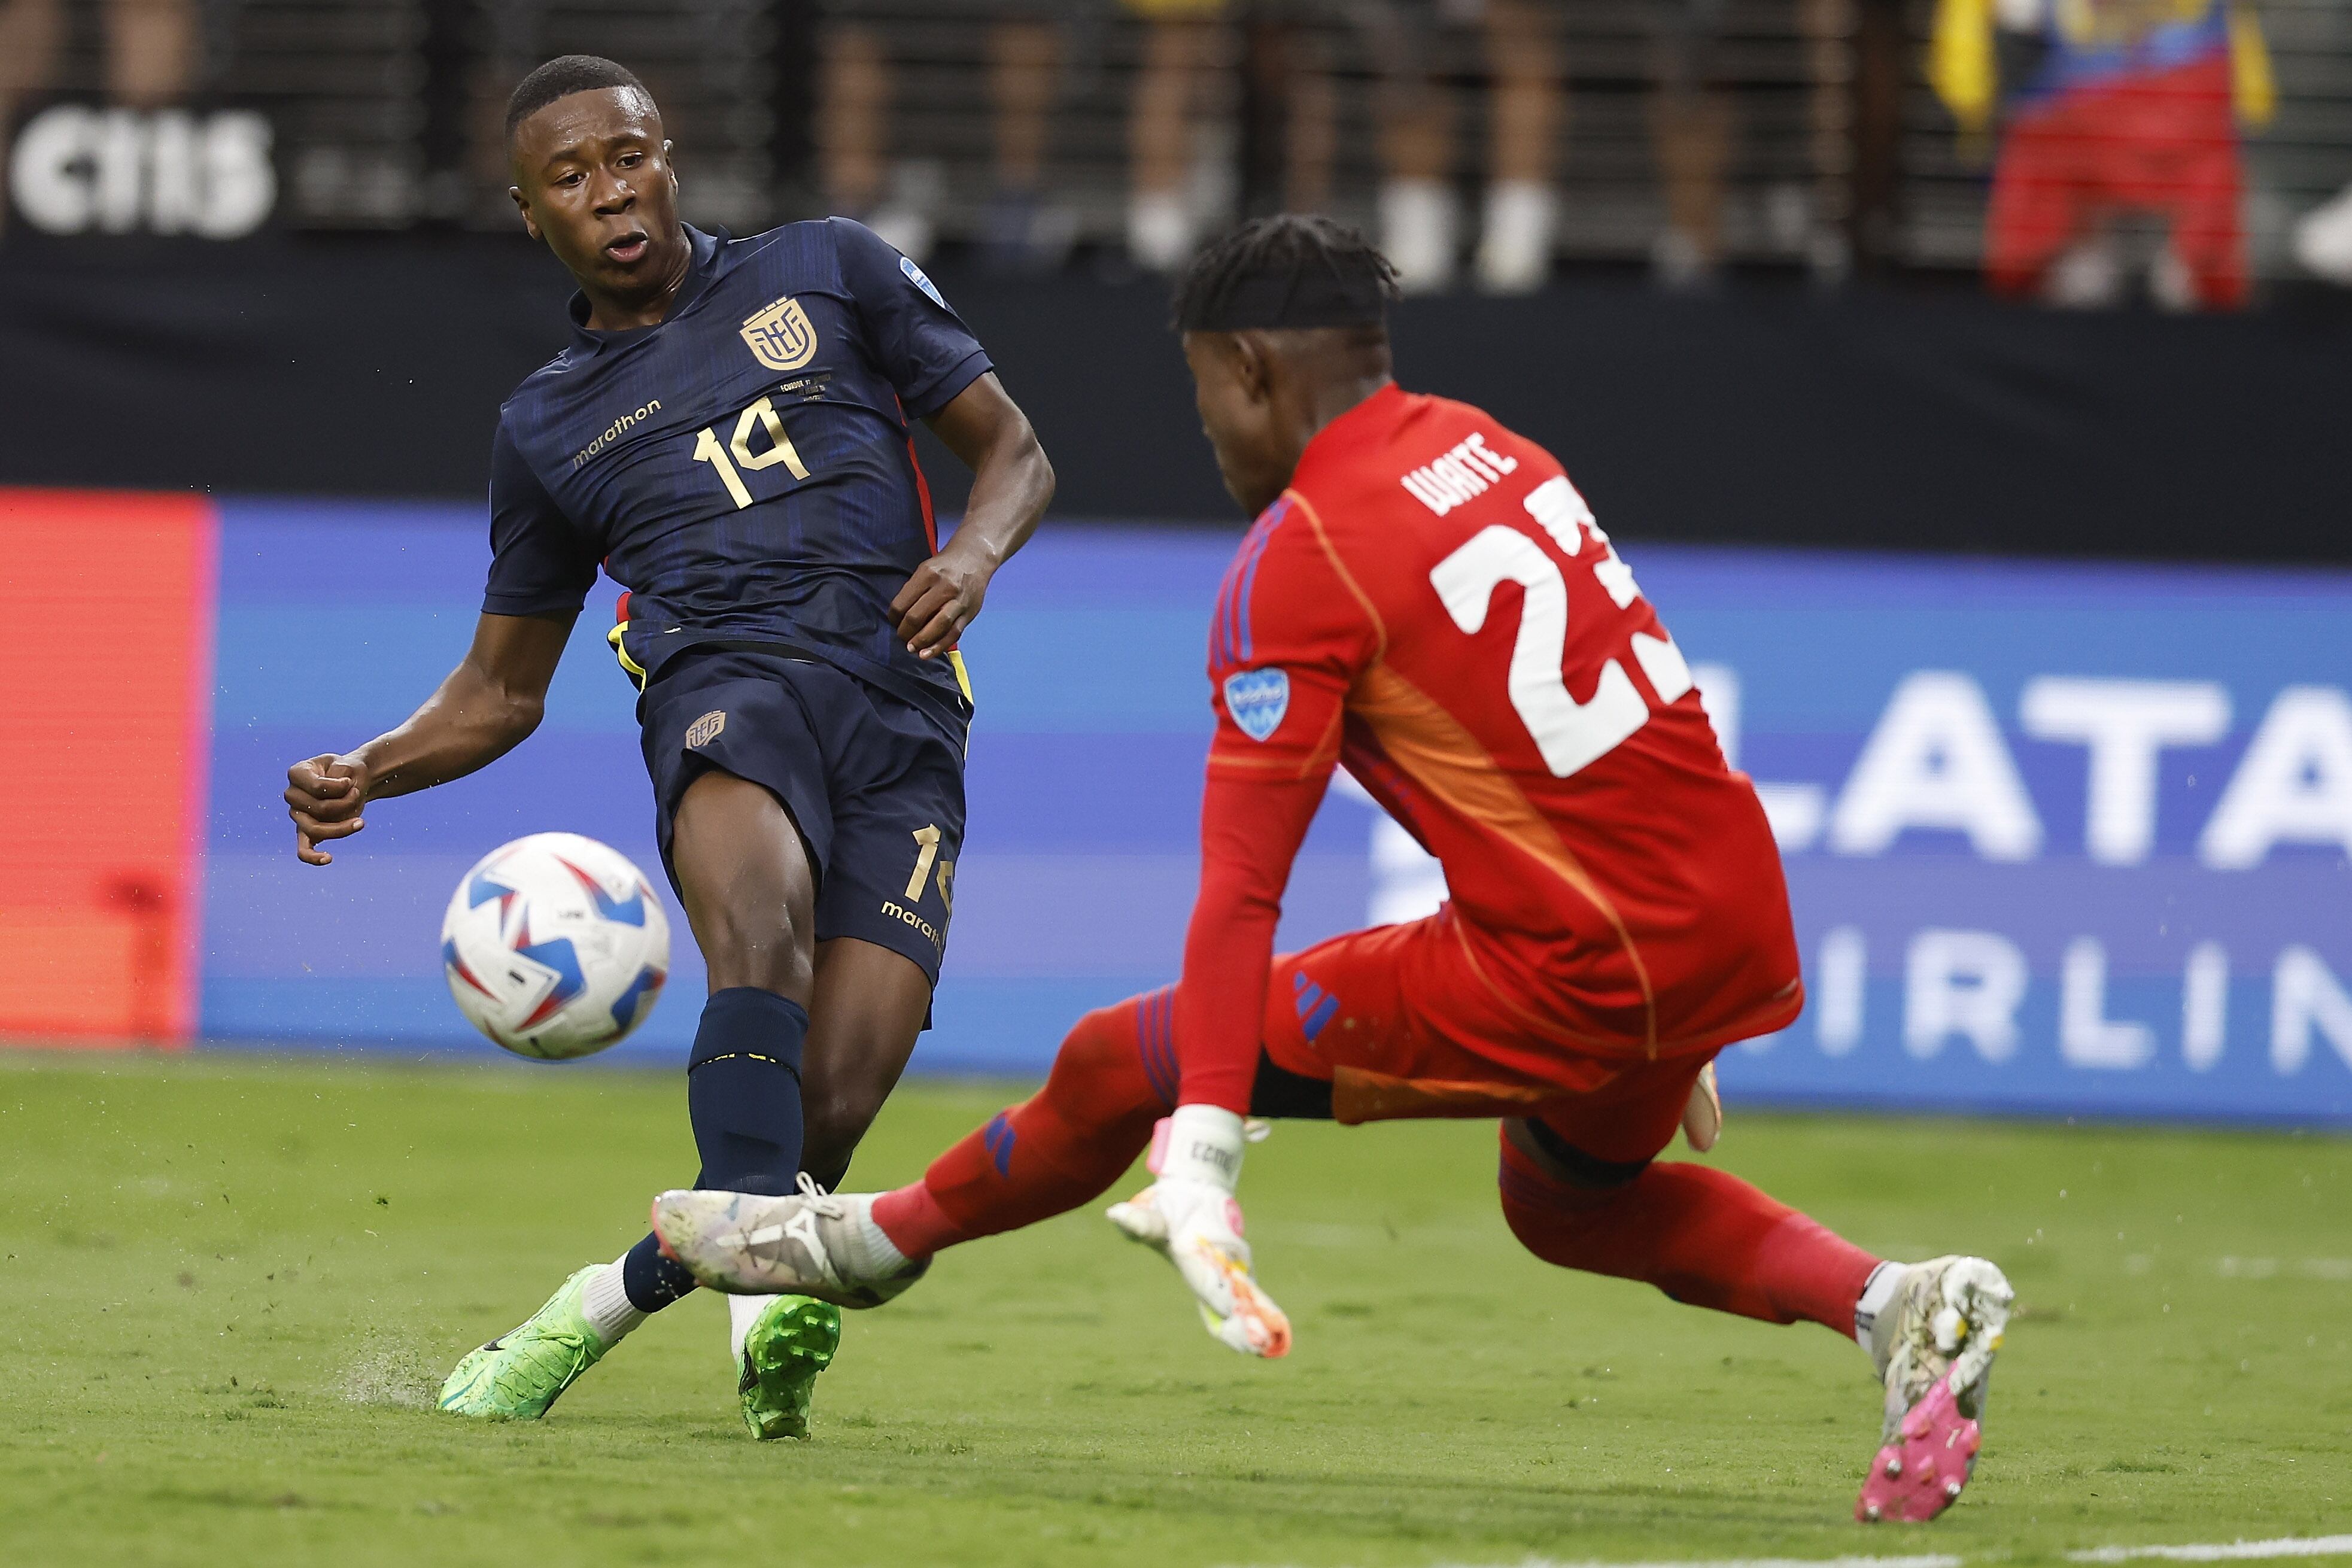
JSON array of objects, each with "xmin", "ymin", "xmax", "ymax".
[{"xmin": 640, "ymin": 648, "xmax": 965, "ymax": 986}]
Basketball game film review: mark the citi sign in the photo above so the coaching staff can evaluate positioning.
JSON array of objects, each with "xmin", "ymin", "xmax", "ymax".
[{"xmin": 9, "ymin": 106, "xmax": 275, "ymax": 238}]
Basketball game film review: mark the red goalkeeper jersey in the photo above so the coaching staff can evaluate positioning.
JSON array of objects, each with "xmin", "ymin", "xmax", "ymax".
[{"xmin": 1173, "ymin": 384, "xmax": 1801, "ymax": 1113}]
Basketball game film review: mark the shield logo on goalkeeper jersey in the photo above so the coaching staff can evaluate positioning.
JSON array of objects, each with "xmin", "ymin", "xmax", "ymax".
[
  {"xmin": 1224, "ymin": 668, "xmax": 1290, "ymax": 742},
  {"xmin": 739, "ymin": 296, "xmax": 818, "ymax": 372}
]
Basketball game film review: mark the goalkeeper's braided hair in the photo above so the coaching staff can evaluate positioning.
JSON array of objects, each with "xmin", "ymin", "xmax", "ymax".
[{"xmin": 1172, "ymin": 215, "xmax": 1400, "ymax": 334}]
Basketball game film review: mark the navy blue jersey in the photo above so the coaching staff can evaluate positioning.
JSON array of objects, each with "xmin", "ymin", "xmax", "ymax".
[{"xmin": 484, "ymin": 219, "xmax": 992, "ymax": 739}]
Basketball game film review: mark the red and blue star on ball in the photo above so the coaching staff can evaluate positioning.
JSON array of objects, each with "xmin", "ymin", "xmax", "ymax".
[{"xmin": 442, "ymin": 855, "xmax": 658, "ymax": 1033}]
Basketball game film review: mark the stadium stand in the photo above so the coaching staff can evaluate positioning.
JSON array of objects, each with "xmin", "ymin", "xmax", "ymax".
[{"xmin": 4, "ymin": 0, "xmax": 2349, "ymax": 289}]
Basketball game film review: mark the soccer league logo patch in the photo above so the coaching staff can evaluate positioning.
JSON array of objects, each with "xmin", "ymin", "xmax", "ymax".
[
  {"xmin": 901, "ymin": 254, "xmax": 947, "ymax": 308},
  {"xmin": 1223, "ymin": 668, "xmax": 1290, "ymax": 743},
  {"xmin": 684, "ymin": 710, "xmax": 727, "ymax": 749},
  {"xmin": 739, "ymin": 296, "xmax": 818, "ymax": 372}
]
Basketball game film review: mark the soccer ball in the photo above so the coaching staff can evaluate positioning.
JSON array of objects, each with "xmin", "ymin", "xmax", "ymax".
[{"xmin": 440, "ymin": 832, "xmax": 670, "ymax": 1060}]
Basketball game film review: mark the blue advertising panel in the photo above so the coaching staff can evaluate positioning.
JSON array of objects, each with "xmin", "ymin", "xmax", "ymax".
[
  {"xmin": 1652, "ymin": 553, "xmax": 2352, "ymax": 1126},
  {"xmin": 201, "ymin": 502, "xmax": 2352, "ymax": 1125}
]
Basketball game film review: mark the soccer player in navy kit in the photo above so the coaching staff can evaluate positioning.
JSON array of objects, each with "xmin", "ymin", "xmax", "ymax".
[{"xmin": 281, "ymin": 56, "xmax": 1055, "ymax": 1438}]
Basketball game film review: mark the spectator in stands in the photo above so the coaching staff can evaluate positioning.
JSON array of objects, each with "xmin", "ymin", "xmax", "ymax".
[
  {"xmin": 1650, "ymin": 0, "xmax": 1854, "ymax": 289},
  {"xmin": 2296, "ymin": 180, "xmax": 2352, "ymax": 286},
  {"xmin": 1123, "ymin": 1, "xmax": 1562, "ymax": 294},
  {"xmin": 1358, "ymin": 0, "xmax": 1563, "ymax": 294},
  {"xmin": 1123, "ymin": 0, "xmax": 1229, "ymax": 270},
  {"xmin": 1648, "ymin": 0, "xmax": 1734, "ymax": 288},
  {"xmin": 819, "ymin": 4, "xmax": 1075, "ymax": 268},
  {"xmin": 106, "ymin": 0, "xmax": 194, "ymax": 104},
  {"xmin": 0, "ymin": 0, "xmax": 63, "ymax": 236},
  {"xmin": 986, "ymin": 6, "xmax": 1071, "ymax": 265},
  {"xmin": 1356, "ymin": 0, "xmax": 1849, "ymax": 294},
  {"xmin": 0, "ymin": 0, "xmax": 196, "ymax": 235},
  {"xmin": 2286, "ymin": 0, "xmax": 2352, "ymax": 286},
  {"xmin": 1931, "ymin": 0, "xmax": 2274, "ymax": 310}
]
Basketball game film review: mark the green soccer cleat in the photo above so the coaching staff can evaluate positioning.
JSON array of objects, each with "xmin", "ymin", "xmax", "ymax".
[
  {"xmin": 438, "ymin": 1265, "xmax": 615, "ymax": 1421},
  {"xmin": 736, "ymin": 1294, "xmax": 841, "ymax": 1440}
]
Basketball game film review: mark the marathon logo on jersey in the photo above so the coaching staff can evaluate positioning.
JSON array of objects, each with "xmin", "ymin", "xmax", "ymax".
[
  {"xmin": 879, "ymin": 899, "xmax": 945, "ymax": 953},
  {"xmin": 901, "ymin": 254, "xmax": 947, "ymax": 308},
  {"xmin": 1400, "ymin": 431, "xmax": 1518, "ymax": 516},
  {"xmin": 570, "ymin": 398, "xmax": 664, "ymax": 470},
  {"xmin": 684, "ymin": 710, "xmax": 727, "ymax": 749},
  {"xmin": 1224, "ymin": 668, "xmax": 1290, "ymax": 742},
  {"xmin": 740, "ymin": 296, "xmax": 819, "ymax": 372}
]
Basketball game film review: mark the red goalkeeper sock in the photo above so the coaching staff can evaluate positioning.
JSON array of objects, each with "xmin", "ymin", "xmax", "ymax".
[
  {"xmin": 872, "ymin": 990, "xmax": 1176, "ymax": 1258},
  {"xmin": 1496, "ymin": 1128, "xmax": 1878, "ymax": 1335}
]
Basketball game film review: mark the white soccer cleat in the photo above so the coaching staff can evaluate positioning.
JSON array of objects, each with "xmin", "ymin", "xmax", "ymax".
[
  {"xmin": 1856, "ymin": 1254, "xmax": 2014, "ymax": 1522},
  {"xmin": 648, "ymin": 1175, "xmax": 928, "ymax": 1309},
  {"xmin": 1107, "ymin": 1105, "xmax": 1292, "ymax": 1359}
]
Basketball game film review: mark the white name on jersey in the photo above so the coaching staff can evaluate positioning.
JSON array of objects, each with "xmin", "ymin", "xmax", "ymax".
[{"xmin": 1400, "ymin": 432, "xmax": 1519, "ymax": 516}]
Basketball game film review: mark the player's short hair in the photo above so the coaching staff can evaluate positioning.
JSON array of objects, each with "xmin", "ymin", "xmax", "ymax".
[
  {"xmin": 505, "ymin": 54, "xmax": 653, "ymax": 138},
  {"xmin": 1172, "ymin": 215, "xmax": 1401, "ymax": 335}
]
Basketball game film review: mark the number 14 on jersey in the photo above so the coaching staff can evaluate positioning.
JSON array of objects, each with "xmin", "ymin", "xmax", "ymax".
[{"xmin": 692, "ymin": 394, "xmax": 810, "ymax": 509}]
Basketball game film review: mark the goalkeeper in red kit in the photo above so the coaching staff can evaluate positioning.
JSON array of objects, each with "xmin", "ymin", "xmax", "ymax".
[{"xmin": 651, "ymin": 218, "xmax": 2014, "ymax": 1522}]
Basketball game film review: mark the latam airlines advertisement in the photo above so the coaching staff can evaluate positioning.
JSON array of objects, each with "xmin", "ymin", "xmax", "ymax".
[{"xmin": 4, "ymin": 490, "xmax": 2348, "ymax": 1126}]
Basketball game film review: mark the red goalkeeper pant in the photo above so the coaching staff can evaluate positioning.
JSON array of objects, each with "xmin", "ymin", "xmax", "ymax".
[{"xmin": 872, "ymin": 984, "xmax": 1877, "ymax": 1339}]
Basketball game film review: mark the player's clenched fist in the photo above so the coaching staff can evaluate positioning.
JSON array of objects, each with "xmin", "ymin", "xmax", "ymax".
[
  {"xmin": 285, "ymin": 754, "xmax": 372, "ymax": 865},
  {"xmin": 890, "ymin": 542, "xmax": 993, "ymax": 660}
]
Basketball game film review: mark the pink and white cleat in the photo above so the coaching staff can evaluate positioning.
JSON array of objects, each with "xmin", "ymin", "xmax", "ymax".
[
  {"xmin": 1856, "ymin": 1378, "xmax": 1982, "ymax": 1522},
  {"xmin": 1855, "ymin": 1255, "xmax": 2013, "ymax": 1523}
]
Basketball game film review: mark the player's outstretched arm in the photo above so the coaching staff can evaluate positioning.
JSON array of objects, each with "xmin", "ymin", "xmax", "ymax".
[
  {"xmin": 892, "ymin": 372, "xmax": 1054, "ymax": 660},
  {"xmin": 1106, "ymin": 762, "xmax": 1331, "ymax": 1359},
  {"xmin": 284, "ymin": 610, "xmax": 575, "ymax": 865}
]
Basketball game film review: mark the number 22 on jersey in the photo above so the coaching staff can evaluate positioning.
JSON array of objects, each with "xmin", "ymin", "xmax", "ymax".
[
  {"xmin": 1429, "ymin": 476, "xmax": 1694, "ymax": 780},
  {"xmin": 692, "ymin": 394, "xmax": 811, "ymax": 509}
]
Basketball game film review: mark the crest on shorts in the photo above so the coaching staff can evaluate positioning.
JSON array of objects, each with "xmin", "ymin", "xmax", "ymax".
[
  {"xmin": 685, "ymin": 710, "xmax": 727, "ymax": 749},
  {"xmin": 1223, "ymin": 668, "xmax": 1290, "ymax": 743},
  {"xmin": 739, "ymin": 296, "xmax": 818, "ymax": 372}
]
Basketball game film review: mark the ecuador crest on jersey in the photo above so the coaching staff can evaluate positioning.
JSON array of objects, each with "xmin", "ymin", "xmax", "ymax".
[{"xmin": 739, "ymin": 296, "xmax": 818, "ymax": 372}]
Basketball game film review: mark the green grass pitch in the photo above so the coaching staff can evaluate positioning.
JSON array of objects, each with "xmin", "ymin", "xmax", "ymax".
[{"xmin": 1, "ymin": 1050, "xmax": 2345, "ymax": 1567}]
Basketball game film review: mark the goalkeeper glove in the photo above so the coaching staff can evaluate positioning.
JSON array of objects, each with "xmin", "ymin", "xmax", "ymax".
[{"xmin": 1107, "ymin": 1104, "xmax": 1292, "ymax": 1359}]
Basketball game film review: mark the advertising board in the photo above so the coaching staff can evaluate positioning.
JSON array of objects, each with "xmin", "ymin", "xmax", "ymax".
[{"xmin": 8, "ymin": 491, "xmax": 2347, "ymax": 1123}]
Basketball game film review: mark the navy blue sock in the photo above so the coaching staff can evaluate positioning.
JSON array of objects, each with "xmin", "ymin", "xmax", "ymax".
[
  {"xmin": 619, "ymin": 986, "xmax": 812, "ymax": 1314},
  {"xmin": 621, "ymin": 1230, "xmax": 697, "ymax": 1312},
  {"xmin": 685, "ymin": 986, "xmax": 810, "ymax": 1192}
]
